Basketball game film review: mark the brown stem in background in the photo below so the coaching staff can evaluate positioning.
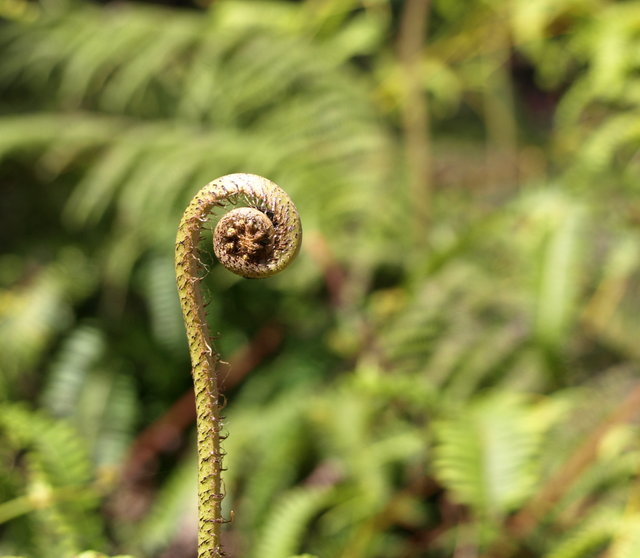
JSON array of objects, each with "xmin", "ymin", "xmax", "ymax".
[
  {"xmin": 305, "ymin": 231, "xmax": 347, "ymax": 309},
  {"xmin": 398, "ymin": 0, "xmax": 432, "ymax": 242},
  {"xmin": 482, "ymin": 16, "xmax": 518, "ymax": 190},
  {"xmin": 115, "ymin": 322, "xmax": 283, "ymax": 517},
  {"xmin": 485, "ymin": 383, "xmax": 640, "ymax": 558}
]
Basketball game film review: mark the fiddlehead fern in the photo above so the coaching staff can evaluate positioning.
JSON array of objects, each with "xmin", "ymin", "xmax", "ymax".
[{"xmin": 175, "ymin": 173, "xmax": 302, "ymax": 558}]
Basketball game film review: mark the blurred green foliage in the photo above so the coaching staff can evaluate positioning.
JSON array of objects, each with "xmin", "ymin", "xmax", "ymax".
[{"xmin": 1, "ymin": 0, "xmax": 640, "ymax": 557}]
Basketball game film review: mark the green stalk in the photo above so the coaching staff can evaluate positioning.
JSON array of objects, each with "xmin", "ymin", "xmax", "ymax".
[{"xmin": 175, "ymin": 173, "xmax": 302, "ymax": 558}]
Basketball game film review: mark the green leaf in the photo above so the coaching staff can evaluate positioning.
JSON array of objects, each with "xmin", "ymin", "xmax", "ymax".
[{"xmin": 433, "ymin": 393, "xmax": 549, "ymax": 518}]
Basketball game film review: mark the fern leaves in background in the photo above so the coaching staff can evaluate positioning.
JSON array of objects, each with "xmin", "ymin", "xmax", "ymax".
[
  {"xmin": 433, "ymin": 394, "xmax": 548, "ymax": 519},
  {"xmin": 2, "ymin": 0, "xmax": 640, "ymax": 557}
]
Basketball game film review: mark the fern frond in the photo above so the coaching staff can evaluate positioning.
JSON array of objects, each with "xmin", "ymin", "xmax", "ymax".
[
  {"xmin": 433, "ymin": 393, "xmax": 551, "ymax": 518},
  {"xmin": 0, "ymin": 113, "xmax": 122, "ymax": 161},
  {"xmin": 544, "ymin": 511, "xmax": 615, "ymax": 558},
  {"xmin": 308, "ymin": 380, "xmax": 424, "ymax": 542},
  {"xmin": 140, "ymin": 255, "xmax": 186, "ymax": 355},
  {"xmin": 42, "ymin": 324, "xmax": 105, "ymax": 417},
  {"xmin": 90, "ymin": 373, "xmax": 137, "ymax": 468},
  {"xmin": 0, "ymin": 404, "xmax": 104, "ymax": 556},
  {"xmin": 251, "ymin": 487, "xmax": 333, "ymax": 558},
  {"xmin": 40, "ymin": 323, "xmax": 137, "ymax": 468},
  {"xmin": 608, "ymin": 514, "xmax": 640, "ymax": 558},
  {"xmin": 234, "ymin": 398, "xmax": 310, "ymax": 535},
  {"xmin": 0, "ymin": 251, "xmax": 96, "ymax": 390},
  {"xmin": 532, "ymin": 202, "xmax": 586, "ymax": 352},
  {"xmin": 133, "ymin": 452, "xmax": 197, "ymax": 555},
  {"xmin": 574, "ymin": 113, "xmax": 640, "ymax": 178},
  {"xmin": 0, "ymin": 0, "xmax": 391, "ymax": 276}
]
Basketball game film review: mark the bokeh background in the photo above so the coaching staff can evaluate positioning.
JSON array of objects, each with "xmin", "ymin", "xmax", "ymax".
[{"xmin": 2, "ymin": 0, "xmax": 640, "ymax": 557}]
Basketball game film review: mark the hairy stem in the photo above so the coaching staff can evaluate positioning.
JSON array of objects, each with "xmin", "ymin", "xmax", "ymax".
[{"xmin": 175, "ymin": 173, "xmax": 302, "ymax": 558}]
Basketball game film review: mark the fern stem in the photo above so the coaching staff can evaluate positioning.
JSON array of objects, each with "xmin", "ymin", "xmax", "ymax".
[
  {"xmin": 0, "ymin": 495, "xmax": 36, "ymax": 524},
  {"xmin": 0, "ymin": 486, "xmax": 89, "ymax": 524},
  {"xmin": 398, "ymin": 0, "xmax": 433, "ymax": 241},
  {"xmin": 175, "ymin": 173, "xmax": 302, "ymax": 558}
]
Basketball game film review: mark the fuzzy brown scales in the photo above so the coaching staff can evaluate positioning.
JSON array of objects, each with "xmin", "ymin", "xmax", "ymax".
[
  {"xmin": 214, "ymin": 207, "xmax": 276, "ymax": 273},
  {"xmin": 175, "ymin": 174, "xmax": 302, "ymax": 558}
]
